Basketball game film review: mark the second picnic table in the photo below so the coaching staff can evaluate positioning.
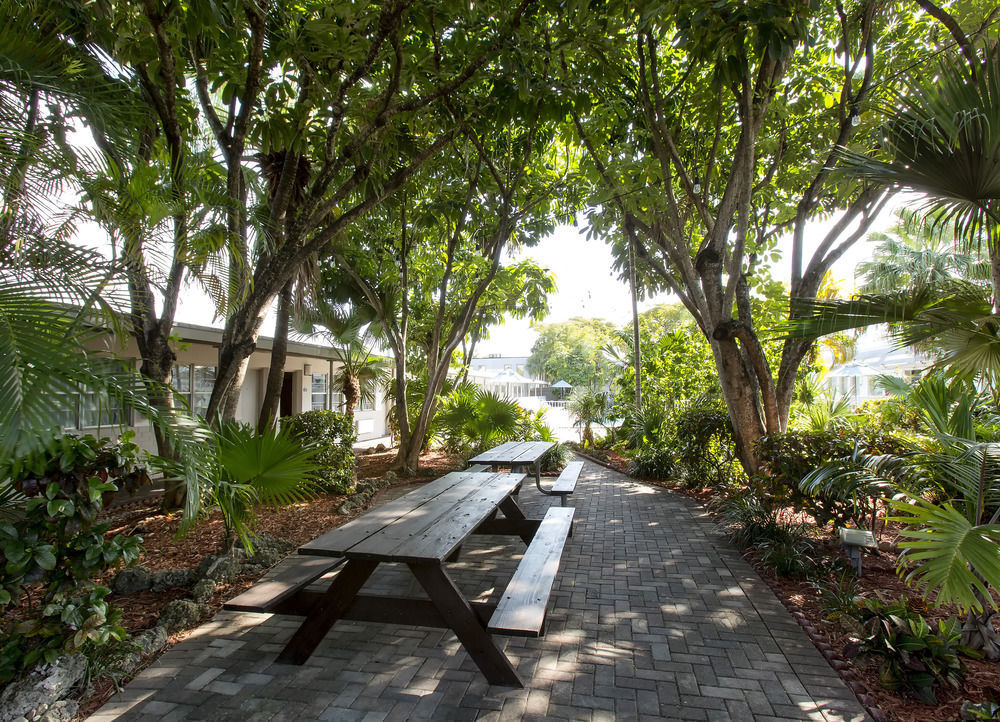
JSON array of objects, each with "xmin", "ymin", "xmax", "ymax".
[{"xmin": 467, "ymin": 440, "xmax": 555, "ymax": 487}]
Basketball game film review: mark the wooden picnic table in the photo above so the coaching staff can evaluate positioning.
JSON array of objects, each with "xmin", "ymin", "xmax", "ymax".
[
  {"xmin": 468, "ymin": 440, "xmax": 556, "ymax": 489},
  {"xmin": 226, "ymin": 469, "xmax": 574, "ymax": 687}
]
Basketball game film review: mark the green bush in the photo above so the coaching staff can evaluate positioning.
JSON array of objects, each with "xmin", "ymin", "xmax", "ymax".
[
  {"xmin": 712, "ymin": 493, "xmax": 819, "ymax": 578},
  {"xmin": 285, "ymin": 411, "xmax": 356, "ymax": 494},
  {"xmin": 663, "ymin": 398, "xmax": 743, "ymax": 490},
  {"xmin": 754, "ymin": 430, "xmax": 909, "ymax": 528},
  {"xmin": 0, "ymin": 434, "xmax": 147, "ymax": 683},
  {"xmin": 628, "ymin": 446, "xmax": 675, "ymax": 480},
  {"xmin": 844, "ymin": 597, "xmax": 973, "ymax": 704}
]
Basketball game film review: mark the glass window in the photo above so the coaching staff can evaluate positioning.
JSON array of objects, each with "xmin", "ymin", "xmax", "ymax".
[
  {"xmin": 173, "ymin": 364, "xmax": 191, "ymax": 394},
  {"xmin": 192, "ymin": 366, "xmax": 216, "ymax": 418},
  {"xmin": 331, "ymin": 390, "xmax": 344, "ymax": 411},
  {"xmin": 311, "ymin": 373, "xmax": 328, "ymax": 411},
  {"xmin": 358, "ymin": 394, "xmax": 374, "ymax": 412},
  {"xmin": 79, "ymin": 389, "xmax": 127, "ymax": 428}
]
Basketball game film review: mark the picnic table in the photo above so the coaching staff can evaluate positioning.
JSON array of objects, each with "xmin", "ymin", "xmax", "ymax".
[
  {"xmin": 468, "ymin": 440, "xmax": 555, "ymax": 487},
  {"xmin": 224, "ymin": 470, "xmax": 574, "ymax": 687}
]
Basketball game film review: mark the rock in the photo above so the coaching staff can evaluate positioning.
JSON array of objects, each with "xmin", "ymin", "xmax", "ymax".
[
  {"xmin": 196, "ymin": 554, "xmax": 242, "ymax": 584},
  {"xmin": 111, "ymin": 565, "xmax": 152, "ymax": 596},
  {"xmin": 38, "ymin": 699, "xmax": 78, "ymax": 721},
  {"xmin": 0, "ymin": 654, "xmax": 87, "ymax": 722},
  {"xmin": 382, "ymin": 470, "xmax": 397, "ymax": 484},
  {"xmin": 238, "ymin": 534, "xmax": 293, "ymax": 568},
  {"xmin": 150, "ymin": 569, "xmax": 195, "ymax": 592},
  {"xmin": 117, "ymin": 626, "xmax": 169, "ymax": 678},
  {"xmin": 191, "ymin": 578, "xmax": 216, "ymax": 604},
  {"xmin": 157, "ymin": 599, "xmax": 208, "ymax": 632},
  {"xmin": 375, "ymin": 443, "xmax": 387, "ymax": 452}
]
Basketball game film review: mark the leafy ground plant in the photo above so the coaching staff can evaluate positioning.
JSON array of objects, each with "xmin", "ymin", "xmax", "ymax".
[
  {"xmin": 844, "ymin": 596, "xmax": 974, "ymax": 705},
  {"xmin": 0, "ymin": 434, "xmax": 147, "ymax": 682}
]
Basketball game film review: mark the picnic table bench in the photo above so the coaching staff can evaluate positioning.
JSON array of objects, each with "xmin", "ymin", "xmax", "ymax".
[
  {"xmin": 469, "ymin": 441, "xmax": 583, "ymax": 505},
  {"xmin": 224, "ymin": 470, "xmax": 574, "ymax": 687}
]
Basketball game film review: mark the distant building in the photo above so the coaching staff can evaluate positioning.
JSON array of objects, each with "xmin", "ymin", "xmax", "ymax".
[
  {"xmin": 465, "ymin": 355, "xmax": 548, "ymax": 398},
  {"xmin": 825, "ymin": 340, "xmax": 931, "ymax": 407}
]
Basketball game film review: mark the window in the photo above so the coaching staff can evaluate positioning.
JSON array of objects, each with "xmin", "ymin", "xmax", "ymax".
[
  {"xmin": 358, "ymin": 394, "xmax": 374, "ymax": 412},
  {"xmin": 58, "ymin": 385, "xmax": 130, "ymax": 430},
  {"xmin": 172, "ymin": 364, "xmax": 216, "ymax": 418},
  {"xmin": 311, "ymin": 373, "xmax": 328, "ymax": 411}
]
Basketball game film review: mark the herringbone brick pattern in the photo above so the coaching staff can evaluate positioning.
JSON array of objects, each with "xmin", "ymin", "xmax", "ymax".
[{"xmin": 91, "ymin": 459, "xmax": 867, "ymax": 721}]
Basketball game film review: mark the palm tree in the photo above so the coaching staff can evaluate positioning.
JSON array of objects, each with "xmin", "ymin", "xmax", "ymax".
[
  {"xmin": 841, "ymin": 44, "xmax": 1000, "ymax": 308},
  {"xmin": 569, "ymin": 388, "xmax": 608, "ymax": 446},
  {"xmin": 295, "ymin": 298, "xmax": 389, "ymax": 422},
  {"xmin": 856, "ymin": 211, "xmax": 988, "ymax": 294}
]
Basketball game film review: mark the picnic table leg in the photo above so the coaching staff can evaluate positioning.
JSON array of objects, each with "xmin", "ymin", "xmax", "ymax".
[
  {"xmin": 497, "ymin": 495, "xmax": 535, "ymax": 545},
  {"xmin": 409, "ymin": 563, "xmax": 522, "ymax": 688},
  {"xmin": 276, "ymin": 559, "xmax": 378, "ymax": 665}
]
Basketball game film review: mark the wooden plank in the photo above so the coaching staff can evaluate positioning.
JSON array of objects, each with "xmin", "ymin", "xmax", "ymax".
[
  {"xmin": 299, "ymin": 473, "xmax": 470, "ymax": 556},
  {"xmin": 350, "ymin": 473, "xmax": 523, "ymax": 563},
  {"xmin": 468, "ymin": 441, "xmax": 521, "ymax": 465},
  {"xmin": 489, "ymin": 506, "xmax": 574, "ymax": 637},
  {"xmin": 551, "ymin": 461, "xmax": 584, "ymax": 494},
  {"xmin": 466, "ymin": 464, "xmax": 491, "ymax": 473},
  {"xmin": 276, "ymin": 592, "xmax": 498, "ymax": 628},
  {"xmin": 508, "ymin": 441, "xmax": 555, "ymax": 465},
  {"xmin": 223, "ymin": 556, "xmax": 342, "ymax": 613},
  {"xmin": 276, "ymin": 559, "xmax": 378, "ymax": 665}
]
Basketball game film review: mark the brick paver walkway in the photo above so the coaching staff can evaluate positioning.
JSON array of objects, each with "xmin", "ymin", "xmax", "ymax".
[{"xmin": 92, "ymin": 460, "xmax": 867, "ymax": 721}]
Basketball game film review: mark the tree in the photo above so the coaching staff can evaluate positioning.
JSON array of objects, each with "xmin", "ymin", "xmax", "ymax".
[
  {"xmin": 560, "ymin": 0, "xmax": 950, "ymax": 472},
  {"xmin": 857, "ymin": 210, "xmax": 987, "ymax": 294},
  {"xmin": 327, "ymin": 98, "xmax": 572, "ymax": 472},
  {"xmin": 843, "ymin": 42, "xmax": 1000, "ymax": 307},
  {"xmin": 527, "ymin": 318, "xmax": 618, "ymax": 388},
  {"xmin": 568, "ymin": 387, "xmax": 608, "ymax": 445}
]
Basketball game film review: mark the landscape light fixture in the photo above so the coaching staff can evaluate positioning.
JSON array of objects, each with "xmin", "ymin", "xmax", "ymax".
[
  {"xmin": 303, "ymin": 364, "xmax": 312, "ymax": 376},
  {"xmin": 692, "ymin": 176, "xmax": 702, "ymax": 194}
]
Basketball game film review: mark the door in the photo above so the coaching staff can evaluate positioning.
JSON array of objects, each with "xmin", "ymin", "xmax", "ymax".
[{"xmin": 279, "ymin": 372, "xmax": 294, "ymax": 418}]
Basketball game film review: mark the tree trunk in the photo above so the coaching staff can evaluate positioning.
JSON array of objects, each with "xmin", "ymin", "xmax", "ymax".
[
  {"xmin": 712, "ymin": 337, "xmax": 767, "ymax": 474},
  {"xmin": 206, "ymin": 304, "xmax": 269, "ymax": 422},
  {"xmin": 258, "ymin": 281, "xmax": 293, "ymax": 432},
  {"xmin": 343, "ymin": 373, "xmax": 360, "ymax": 421}
]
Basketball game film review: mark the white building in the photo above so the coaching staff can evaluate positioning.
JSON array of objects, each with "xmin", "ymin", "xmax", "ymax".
[
  {"xmin": 825, "ymin": 339, "xmax": 931, "ymax": 407},
  {"xmin": 74, "ymin": 321, "xmax": 391, "ymax": 453}
]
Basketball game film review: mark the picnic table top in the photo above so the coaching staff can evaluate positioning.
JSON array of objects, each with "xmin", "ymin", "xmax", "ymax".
[
  {"xmin": 468, "ymin": 440, "xmax": 556, "ymax": 466},
  {"xmin": 299, "ymin": 470, "xmax": 524, "ymax": 564}
]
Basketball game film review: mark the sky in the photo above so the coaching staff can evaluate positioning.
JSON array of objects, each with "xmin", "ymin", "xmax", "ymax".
[{"xmin": 475, "ymin": 200, "xmax": 906, "ymax": 356}]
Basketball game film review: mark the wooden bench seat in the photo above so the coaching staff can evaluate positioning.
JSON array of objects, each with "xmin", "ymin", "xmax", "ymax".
[
  {"xmin": 224, "ymin": 555, "xmax": 343, "ymax": 614},
  {"xmin": 488, "ymin": 506, "xmax": 574, "ymax": 637},
  {"xmin": 536, "ymin": 461, "xmax": 582, "ymax": 506}
]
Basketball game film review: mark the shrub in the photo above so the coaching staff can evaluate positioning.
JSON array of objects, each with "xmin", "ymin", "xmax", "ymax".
[
  {"xmin": 284, "ymin": 411, "xmax": 356, "ymax": 494},
  {"xmin": 672, "ymin": 399, "xmax": 742, "ymax": 490},
  {"xmin": 628, "ymin": 446, "xmax": 675, "ymax": 480},
  {"xmin": 540, "ymin": 442, "xmax": 570, "ymax": 472},
  {"xmin": 712, "ymin": 493, "xmax": 819, "ymax": 578},
  {"xmin": 754, "ymin": 430, "xmax": 909, "ymax": 528},
  {"xmin": 844, "ymin": 597, "xmax": 973, "ymax": 704},
  {"xmin": 0, "ymin": 434, "xmax": 147, "ymax": 683}
]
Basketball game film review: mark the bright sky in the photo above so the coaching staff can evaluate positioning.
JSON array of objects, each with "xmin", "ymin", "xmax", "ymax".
[{"xmin": 478, "ymin": 199, "xmax": 908, "ymax": 356}]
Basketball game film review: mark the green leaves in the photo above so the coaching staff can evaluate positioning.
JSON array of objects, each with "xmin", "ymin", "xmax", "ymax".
[{"xmin": 889, "ymin": 497, "xmax": 1000, "ymax": 614}]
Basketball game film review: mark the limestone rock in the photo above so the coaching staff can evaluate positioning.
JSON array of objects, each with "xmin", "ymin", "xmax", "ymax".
[
  {"xmin": 111, "ymin": 565, "xmax": 152, "ymax": 595},
  {"xmin": 150, "ymin": 568, "xmax": 195, "ymax": 592},
  {"xmin": 38, "ymin": 699, "xmax": 78, "ymax": 721},
  {"xmin": 196, "ymin": 554, "xmax": 241, "ymax": 584},
  {"xmin": 0, "ymin": 654, "xmax": 86, "ymax": 722},
  {"xmin": 157, "ymin": 599, "xmax": 208, "ymax": 632},
  {"xmin": 190, "ymin": 578, "xmax": 216, "ymax": 604}
]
